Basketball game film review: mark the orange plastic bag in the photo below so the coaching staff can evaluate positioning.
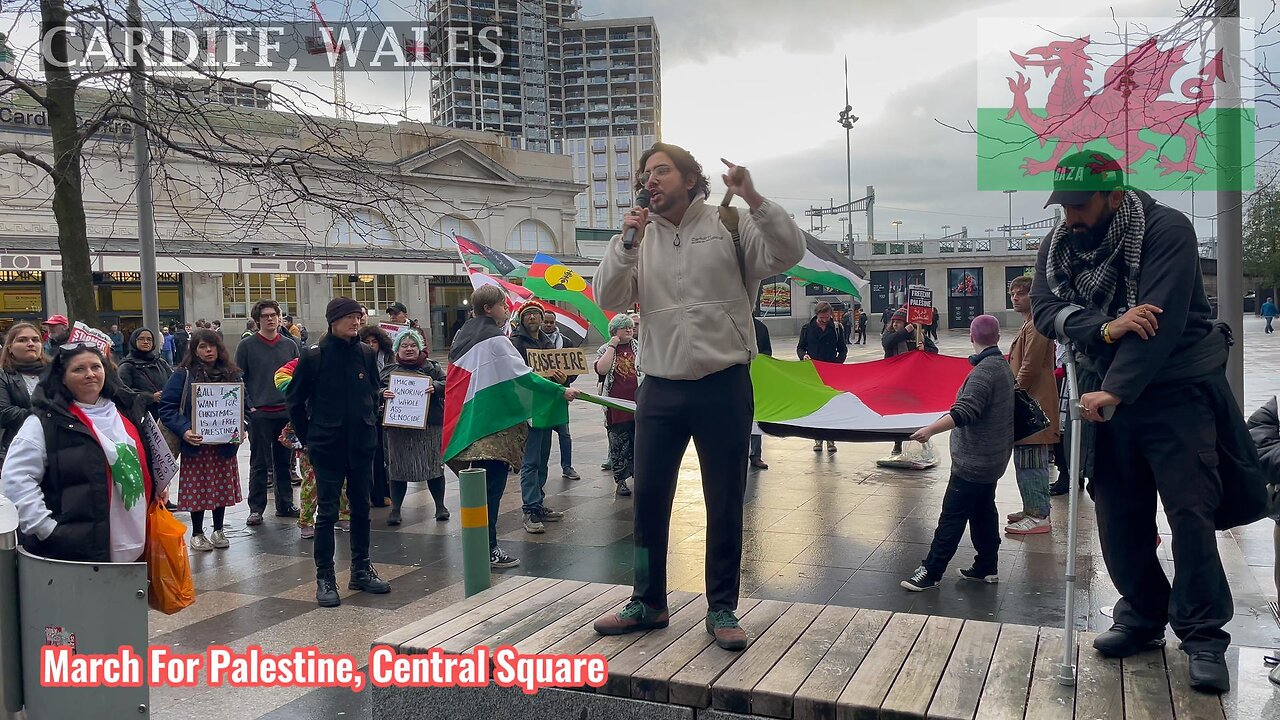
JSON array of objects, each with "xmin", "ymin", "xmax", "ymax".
[{"xmin": 146, "ymin": 499, "xmax": 195, "ymax": 614}]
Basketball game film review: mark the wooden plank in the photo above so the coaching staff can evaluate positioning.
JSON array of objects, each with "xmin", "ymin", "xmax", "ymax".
[
  {"xmin": 1162, "ymin": 645, "xmax": 1225, "ymax": 720},
  {"xmin": 752, "ymin": 605, "xmax": 859, "ymax": 720},
  {"xmin": 974, "ymin": 624, "xmax": 1039, "ymax": 720},
  {"xmin": 598, "ymin": 594, "xmax": 720, "ymax": 697},
  {"xmin": 926, "ymin": 620, "xmax": 1001, "ymax": 720},
  {"xmin": 630, "ymin": 598, "xmax": 764, "ymax": 704},
  {"xmin": 712, "ymin": 602, "xmax": 825, "ymax": 714},
  {"xmin": 471, "ymin": 582, "xmax": 614, "ymax": 652},
  {"xmin": 544, "ymin": 590, "xmax": 700, "ymax": 656},
  {"xmin": 1024, "ymin": 628, "xmax": 1074, "ymax": 720},
  {"xmin": 668, "ymin": 599, "xmax": 792, "ymax": 708},
  {"xmin": 513, "ymin": 584, "xmax": 633, "ymax": 655},
  {"xmin": 400, "ymin": 577, "xmax": 561, "ymax": 653},
  {"xmin": 438, "ymin": 580, "xmax": 588, "ymax": 653},
  {"xmin": 794, "ymin": 608, "xmax": 892, "ymax": 720},
  {"xmin": 374, "ymin": 576, "xmax": 535, "ymax": 650},
  {"xmin": 836, "ymin": 612, "xmax": 928, "ymax": 720},
  {"xmin": 1121, "ymin": 647, "xmax": 1174, "ymax": 720},
  {"xmin": 1071, "ymin": 631, "xmax": 1123, "ymax": 720},
  {"xmin": 880, "ymin": 615, "xmax": 965, "ymax": 720}
]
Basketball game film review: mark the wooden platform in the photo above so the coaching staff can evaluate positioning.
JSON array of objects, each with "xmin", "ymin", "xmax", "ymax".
[{"xmin": 372, "ymin": 577, "xmax": 1277, "ymax": 720}]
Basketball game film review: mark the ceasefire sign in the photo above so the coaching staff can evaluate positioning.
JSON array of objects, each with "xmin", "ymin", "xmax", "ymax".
[{"xmin": 906, "ymin": 286, "xmax": 934, "ymax": 326}]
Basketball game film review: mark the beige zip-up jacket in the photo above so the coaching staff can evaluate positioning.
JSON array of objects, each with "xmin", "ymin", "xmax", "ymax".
[{"xmin": 594, "ymin": 195, "xmax": 805, "ymax": 381}]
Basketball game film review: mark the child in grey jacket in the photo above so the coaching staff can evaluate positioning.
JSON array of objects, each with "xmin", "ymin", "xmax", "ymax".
[{"xmin": 900, "ymin": 314, "xmax": 1015, "ymax": 591}]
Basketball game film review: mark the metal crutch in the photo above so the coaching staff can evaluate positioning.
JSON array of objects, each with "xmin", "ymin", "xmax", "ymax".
[{"xmin": 1053, "ymin": 306, "xmax": 1114, "ymax": 686}]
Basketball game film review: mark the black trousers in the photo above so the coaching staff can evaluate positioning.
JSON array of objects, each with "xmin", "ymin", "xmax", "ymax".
[
  {"xmin": 248, "ymin": 414, "xmax": 294, "ymax": 514},
  {"xmin": 309, "ymin": 443, "xmax": 373, "ymax": 576},
  {"xmin": 471, "ymin": 459, "xmax": 508, "ymax": 550},
  {"xmin": 632, "ymin": 364, "xmax": 752, "ymax": 612},
  {"xmin": 1093, "ymin": 384, "xmax": 1231, "ymax": 653},
  {"xmin": 923, "ymin": 473, "xmax": 1000, "ymax": 577}
]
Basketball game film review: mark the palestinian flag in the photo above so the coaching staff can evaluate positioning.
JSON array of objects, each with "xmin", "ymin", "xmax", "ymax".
[
  {"xmin": 784, "ymin": 232, "xmax": 869, "ymax": 302},
  {"xmin": 751, "ymin": 351, "xmax": 972, "ymax": 441},
  {"xmin": 454, "ymin": 235, "xmax": 528, "ymax": 278},
  {"xmin": 442, "ymin": 316, "xmax": 570, "ymax": 462},
  {"xmin": 524, "ymin": 252, "xmax": 614, "ymax": 337},
  {"xmin": 466, "ymin": 267, "xmax": 591, "ymax": 346}
]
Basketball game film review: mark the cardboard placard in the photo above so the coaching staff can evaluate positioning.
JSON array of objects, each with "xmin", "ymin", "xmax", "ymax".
[
  {"xmin": 192, "ymin": 383, "xmax": 244, "ymax": 445},
  {"xmin": 382, "ymin": 372, "xmax": 431, "ymax": 430},
  {"xmin": 906, "ymin": 286, "xmax": 934, "ymax": 325},
  {"xmin": 379, "ymin": 322, "xmax": 409, "ymax": 340},
  {"xmin": 526, "ymin": 348, "xmax": 588, "ymax": 378},
  {"xmin": 140, "ymin": 415, "xmax": 179, "ymax": 487},
  {"xmin": 67, "ymin": 321, "xmax": 113, "ymax": 353}
]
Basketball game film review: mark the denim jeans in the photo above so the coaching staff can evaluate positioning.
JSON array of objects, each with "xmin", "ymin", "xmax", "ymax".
[
  {"xmin": 552, "ymin": 423, "xmax": 573, "ymax": 470},
  {"xmin": 520, "ymin": 426, "xmax": 553, "ymax": 513},
  {"xmin": 1014, "ymin": 444, "xmax": 1052, "ymax": 518}
]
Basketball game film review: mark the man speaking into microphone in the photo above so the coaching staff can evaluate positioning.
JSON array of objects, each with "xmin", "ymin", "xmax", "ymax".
[{"xmin": 591, "ymin": 143, "xmax": 804, "ymax": 650}]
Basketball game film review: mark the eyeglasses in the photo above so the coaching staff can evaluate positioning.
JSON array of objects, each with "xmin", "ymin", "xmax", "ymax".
[
  {"xmin": 258, "ymin": 312, "xmax": 279, "ymax": 320},
  {"xmin": 57, "ymin": 342, "xmax": 104, "ymax": 354}
]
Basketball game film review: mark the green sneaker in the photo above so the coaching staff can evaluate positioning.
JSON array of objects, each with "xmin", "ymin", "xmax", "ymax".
[
  {"xmin": 706, "ymin": 609, "xmax": 748, "ymax": 650},
  {"xmin": 593, "ymin": 600, "xmax": 669, "ymax": 636}
]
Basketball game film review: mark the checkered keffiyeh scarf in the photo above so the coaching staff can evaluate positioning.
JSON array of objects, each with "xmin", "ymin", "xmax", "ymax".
[{"xmin": 1046, "ymin": 190, "xmax": 1145, "ymax": 314}]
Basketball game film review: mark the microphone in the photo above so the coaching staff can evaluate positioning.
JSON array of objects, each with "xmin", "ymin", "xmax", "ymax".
[{"xmin": 623, "ymin": 174, "xmax": 652, "ymax": 250}]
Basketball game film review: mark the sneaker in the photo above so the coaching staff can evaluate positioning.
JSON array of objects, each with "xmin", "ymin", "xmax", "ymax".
[
  {"xmin": 523, "ymin": 512, "xmax": 545, "ymax": 534},
  {"xmin": 1006, "ymin": 511, "xmax": 1027, "ymax": 524},
  {"xmin": 336, "ymin": 520, "xmax": 351, "ymax": 533},
  {"xmin": 246, "ymin": 512, "xmax": 264, "ymax": 526},
  {"xmin": 1092, "ymin": 624, "xmax": 1166, "ymax": 658},
  {"xmin": 276, "ymin": 506, "xmax": 301, "ymax": 519},
  {"xmin": 957, "ymin": 566, "xmax": 999, "ymax": 584},
  {"xmin": 435, "ymin": 505, "xmax": 450, "ymax": 521},
  {"xmin": 1188, "ymin": 651, "xmax": 1230, "ymax": 693},
  {"xmin": 826, "ymin": 442, "xmax": 837, "ymax": 453},
  {"xmin": 900, "ymin": 565, "xmax": 941, "ymax": 592},
  {"xmin": 562, "ymin": 466, "xmax": 581, "ymax": 480},
  {"xmin": 316, "ymin": 575, "xmax": 340, "ymax": 607},
  {"xmin": 1005, "ymin": 516, "xmax": 1051, "ymax": 535},
  {"xmin": 593, "ymin": 600, "xmax": 669, "ymax": 636},
  {"xmin": 300, "ymin": 526, "xmax": 315, "ymax": 540},
  {"xmin": 349, "ymin": 563, "xmax": 391, "ymax": 594},
  {"xmin": 490, "ymin": 546, "xmax": 520, "ymax": 569},
  {"xmin": 189, "ymin": 534, "xmax": 214, "ymax": 552},
  {"xmin": 387, "ymin": 508, "xmax": 401, "ymax": 526},
  {"xmin": 813, "ymin": 441, "xmax": 823, "ymax": 452},
  {"xmin": 706, "ymin": 609, "xmax": 748, "ymax": 651},
  {"xmin": 616, "ymin": 480, "xmax": 632, "ymax": 497},
  {"xmin": 209, "ymin": 529, "xmax": 230, "ymax": 549},
  {"xmin": 539, "ymin": 507, "xmax": 565, "ymax": 522},
  {"xmin": 749, "ymin": 457, "xmax": 769, "ymax": 470}
]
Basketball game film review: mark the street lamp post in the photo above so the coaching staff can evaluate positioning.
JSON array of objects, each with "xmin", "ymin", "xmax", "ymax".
[
  {"xmin": 838, "ymin": 57, "xmax": 859, "ymax": 259},
  {"xmin": 941, "ymin": 224, "xmax": 951, "ymax": 237},
  {"xmin": 1003, "ymin": 190, "xmax": 1017, "ymax": 237},
  {"xmin": 892, "ymin": 219, "xmax": 902, "ymax": 242}
]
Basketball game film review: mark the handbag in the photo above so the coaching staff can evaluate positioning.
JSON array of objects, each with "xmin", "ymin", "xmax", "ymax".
[
  {"xmin": 1013, "ymin": 387, "xmax": 1050, "ymax": 442},
  {"xmin": 158, "ymin": 371, "xmax": 188, "ymax": 456}
]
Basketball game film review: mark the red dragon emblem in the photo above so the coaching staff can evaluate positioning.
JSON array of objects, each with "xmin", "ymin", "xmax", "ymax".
[{"xmin": 1005, "ymin": 35, "xmax": 1225, "ymax": 177}]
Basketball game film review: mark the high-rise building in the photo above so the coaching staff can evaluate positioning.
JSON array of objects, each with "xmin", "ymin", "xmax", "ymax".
[{"xmin": 428, "ymin": 1, "xmax": 661, "ymax": 230}]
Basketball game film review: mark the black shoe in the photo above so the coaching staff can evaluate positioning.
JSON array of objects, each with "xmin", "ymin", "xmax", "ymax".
[
  {"xmin": 900, "ymin": 565, "xmax": 941, "ymax": 592},
  {"xmin": 749, "ymin": 457, "xmax": 769, "ymax": 470},
  {"xmin": 349, "ymin": 564, "xmax": 391, "ymax": 594},
  {"xmin": 1048, "ymin": 478, "xmax": 1070, "ymax": 496},
  {"xmin": 316, "ymin": 575, "xmax": 340, "ymax": 607},
  {"xmin": 1187, "ymin": 650, "xmax": 1230, "ymax": 693},
  {"xmin": 435, "ymin": 506, "xmax": 450, "ymax": 521},
  {"xmin": 616, "ymin": 479, "xmax": 632, "ymax": 497},
  {"xmin": 276, "ymin": 506, "xmax": 300, "ymax": 518},
  {"xmin": 1092, "ymin": 624, "xmax": 1165, "ymax": 658},
  {"xmin": 957, "ymin": 566, "xmax": 999, "ymax": 584},
  {"xmin": 164, "ymin": 500, "xmax": 181, "ymax": 512},
  {"xmin": 387, "ymin": 508, "xmax": 401, "ymax": 526}
]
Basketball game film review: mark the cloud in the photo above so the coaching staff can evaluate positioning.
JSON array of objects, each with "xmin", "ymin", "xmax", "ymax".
[{"xmin": 579, "ymin": 0, "xmax": 1005, "ymax": 63}]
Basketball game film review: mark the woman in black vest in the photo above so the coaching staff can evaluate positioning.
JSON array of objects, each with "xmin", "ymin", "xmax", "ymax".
[
  {"xmin": 1, "ymin": 343, "xmax": 163, "ymax": 562},
  {"xmin": 159, "ymin": 329, "xmax": 243, "ymax": 552},
  {"xmin": 0, "ymin": 323, "xmax": 48, "ymax": 464}
]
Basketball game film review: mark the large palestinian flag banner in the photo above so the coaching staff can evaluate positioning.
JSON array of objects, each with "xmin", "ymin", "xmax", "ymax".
[{"xmin": 752, "ymin": 351, "xmax": 972, "ymax": 441}]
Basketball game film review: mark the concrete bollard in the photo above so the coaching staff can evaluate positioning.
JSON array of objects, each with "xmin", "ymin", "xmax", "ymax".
[
  {"xmin": 0, "ymin": 496, "xmax": 21, "ymax": 715},
  {"xmin": 458, "ymin": 468, "xmax": 491, "ymax": 598}
]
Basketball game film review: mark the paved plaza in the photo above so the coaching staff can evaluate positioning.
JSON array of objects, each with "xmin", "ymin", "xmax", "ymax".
[{"xmin": 146, "ymin": 316, "xmax": 1280, "ymax": 719}]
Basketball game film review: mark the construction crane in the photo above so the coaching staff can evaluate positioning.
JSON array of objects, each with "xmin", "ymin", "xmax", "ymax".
[{"xmin": 308, "ymin": 0, "xmax": 350, "ymax": 120}]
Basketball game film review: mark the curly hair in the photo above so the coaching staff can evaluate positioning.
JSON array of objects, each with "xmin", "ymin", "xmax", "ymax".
[{"xmin": 636, "ymin": 142, "xmax": 711, "ymax": 201}]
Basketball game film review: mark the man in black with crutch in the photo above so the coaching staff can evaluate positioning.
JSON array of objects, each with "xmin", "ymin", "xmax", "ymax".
[{"xmin": 1031, "ymin": 150, "xmax": 1238, "ymax": 693}]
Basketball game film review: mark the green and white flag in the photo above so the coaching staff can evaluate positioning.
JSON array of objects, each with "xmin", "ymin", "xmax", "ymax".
[{"xmin": 783, "ymin": 233, "xmax": 869, "ymax": 303}]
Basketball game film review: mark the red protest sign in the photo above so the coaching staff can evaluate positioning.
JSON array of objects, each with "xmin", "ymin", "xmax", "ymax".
[{"xmin": 906, "ymin": 286, "xmax": 934, "ymax": 325}]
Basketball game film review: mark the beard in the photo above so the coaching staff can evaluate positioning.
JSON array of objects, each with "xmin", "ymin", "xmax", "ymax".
[{"xmin": 1068, "ymin": 208, "xmax": 1116, "ymax": 249}]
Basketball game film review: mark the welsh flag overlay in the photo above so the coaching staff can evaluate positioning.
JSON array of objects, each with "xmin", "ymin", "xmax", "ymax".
[
  {"xmin": 751, "ymin": 351, "xmax": 973, "ymax": 440},
  {"xmin": 976, "ymin": 17, "xmax": 1254, "ymax": 192}
]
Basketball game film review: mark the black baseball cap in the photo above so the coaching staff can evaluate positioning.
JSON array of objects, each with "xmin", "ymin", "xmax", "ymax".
[
  {"xmin": 386, "ymin": 302, "xmax": 408, "ymax": 314},
  {"xmin": 1044, "ymin": 150, "xmax": 1126, "ymax": 208}
]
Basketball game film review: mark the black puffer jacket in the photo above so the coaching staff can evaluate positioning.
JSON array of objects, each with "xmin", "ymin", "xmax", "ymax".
[
  {"xmin": 1246, "ymin": 396, "xmax": 1280, "ymax": 519},
  {"xmin": 117, "ymin": 328, "xmax": 172, "ymax": 415}
]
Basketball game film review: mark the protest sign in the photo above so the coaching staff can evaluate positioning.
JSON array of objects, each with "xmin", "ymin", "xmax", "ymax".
[
  {"xmin": 192, "ymin": 383, "xmax": 244, "ymax": 445},
  {"xmin": 379, "ymin": 322, "xmax": 409, "ymax": 340},
  {"xmin": 526, "ymin": 348, "xmax": 588, "ymax": 378},
  {"xmin": 906, "ymin": 286, "xmax": 934, "ymax": 326},
  {"xmin": 68, "ymin": 322, "xmax": 113, "ymax": 353},
  {"xmin": 140, "ymin": 416, "xmax": 179, "ymax": 486},
  {"xmin": 383, "ymin": 373, "xmax": 431, "ymax": 429}
]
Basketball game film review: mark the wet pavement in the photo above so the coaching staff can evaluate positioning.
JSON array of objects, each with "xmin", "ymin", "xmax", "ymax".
[{"xmin": 147, "ymin": 316, "xmax": 1280, "ymax": 719}]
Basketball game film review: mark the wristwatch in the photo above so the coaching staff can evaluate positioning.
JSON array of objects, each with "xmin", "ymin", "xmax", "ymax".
[{"xmin": 1100, "ymin": 322, "xmax": 1114, "ymax": 344}]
